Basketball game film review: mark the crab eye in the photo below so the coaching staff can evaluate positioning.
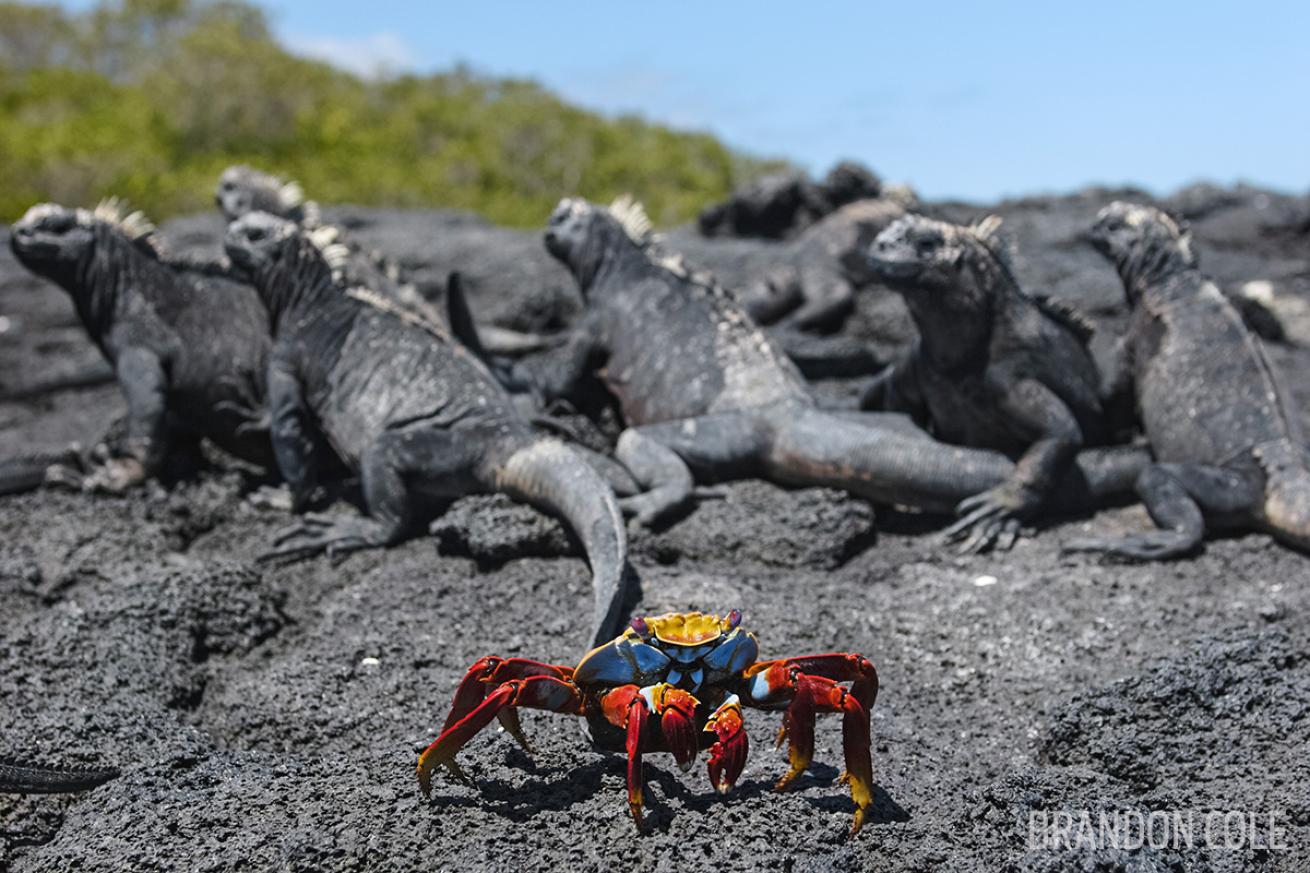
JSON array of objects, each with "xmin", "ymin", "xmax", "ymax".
[
  {"xmin": 726, "ymin": 608, "xmax": 742, "ymax": 629},
  {"xmin": 630, "ymin": 616, "xmax": 649, "ymax": 635}
]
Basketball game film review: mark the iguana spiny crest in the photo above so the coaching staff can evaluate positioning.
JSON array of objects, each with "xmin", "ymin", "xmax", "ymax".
[
  {"xmin": 605, "ymin": 195, "xmax": 738, "ymax": 301},
  {"xmin": 227, "ymin": 211, "xmax": 449, "ymax": 341}
]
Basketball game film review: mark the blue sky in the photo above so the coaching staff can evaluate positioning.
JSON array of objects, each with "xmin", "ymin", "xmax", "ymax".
[{"xmin": 64, "ymin": 1, "xmax": 1310, "ymax": 200}]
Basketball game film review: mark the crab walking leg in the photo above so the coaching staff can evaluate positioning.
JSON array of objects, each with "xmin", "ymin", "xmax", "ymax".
[
  {"xmin": 744, "ymin": 654, "xmax": 878, "ymax": 836},
  {"xmin": 600, "ymin": 683, "xmax": 700, "ymax": 830},
  {"xmin": 417, "ymin": 675, "xmax": 583, "ymax": 795},
  {"xmin": 768, "ymin": 653, "xmax": 879, "ymax": 713},
  {"xmin": 440, "ymin": 657, "xmax": 575, "ymax": 752},
  {"xmin": 704, "ymin": 694, "xmax": 748, "ymax": 793}
]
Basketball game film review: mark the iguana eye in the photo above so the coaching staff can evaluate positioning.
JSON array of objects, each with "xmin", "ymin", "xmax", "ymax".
[{"xmin": 44, "ymin": 214, "xmax": 76, "ymax": 234}]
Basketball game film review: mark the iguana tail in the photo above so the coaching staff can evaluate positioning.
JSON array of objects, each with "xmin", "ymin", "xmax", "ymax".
[
  {"xmin": 0, "ymin": 758, "xmax": 119, "ymax": 794},
  {"xmin": 0, "ymin": 360, "xmax": 115, "ymax": 402},
  {"xmin": 0, "ymin": 447, "xmax": 82, "ymax": 496},
  {"xmin": 491, "ymin": 438, "xmax": 631, "ymax": 647},
  {"xmin": 766, "ymin": 408, "xmax": 1150, "ymax": 512}
]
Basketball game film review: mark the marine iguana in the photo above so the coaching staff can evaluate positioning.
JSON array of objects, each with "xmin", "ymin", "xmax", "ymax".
[
  {"xmin": 8, "ymin": 200, "xmax": 273, "ymax": 491},
  {"xmin": 862, "ymin": 214, "xmax": 1107, "ymax": 550},
  {"xmin": 1, "ymin": 758, "xmax": 118, "ymax": 794},
  {"xmin": 222, "ymin": 212, "xmax": 631, "ymax": 646},
  {"xmin": 697, "ymin": 160, "xmax": 884, "ymax": 240},
  {"xmin": 1065, "ymin": 201, "xmax": 1310, "ymax": 559},
  {"xmin": 214, "ymin": 165, "xmax": 558, "ymax": 359},
  {"xmin": 685, "ymin": 184, "xmax": 916, "ymax": 331},
  {"xmin": 524, "ymin": 197, "xmax": 1148, "ymax": 548}
]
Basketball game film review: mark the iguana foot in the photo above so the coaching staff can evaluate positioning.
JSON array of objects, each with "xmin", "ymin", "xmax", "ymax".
[
  {"xmin": 1062, "ymin": 531, "xmax": 1199, "ymax": 561},
  {"xmin": 260, "ymin": 513, "xmax": 391, "ymax": 564},
  {"xmin": 942, "ymin": 486, "xmax": 1033, "ymax": 554},
  {"xmin": 214, "ymin": 395, "xmax": 271, "ymax": 439},
  {"xmin": 247, "ymin": 484, "xmax": 295, "ymax": 512},
  {"xmin": 79, "ymin": 457, "xmax": 148, "ymax": 494}
]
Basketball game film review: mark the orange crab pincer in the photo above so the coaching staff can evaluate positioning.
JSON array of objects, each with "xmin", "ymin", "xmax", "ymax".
[{"xmin": 416, "ymin": 610, "xmax": 879, "ymax": 836}]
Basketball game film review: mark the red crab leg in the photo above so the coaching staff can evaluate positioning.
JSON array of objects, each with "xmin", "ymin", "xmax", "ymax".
[
  {"xmin": 441, "ymin": 657, "xmax": 574, "ymax": 753},
  {"xmin": 600, "ymin": 683, "xmax": 700, "ymax": 831},
  {"xmin": 704, "ymin": 694, "xmax": 748, "ymax": 794},
  {"xmin": 744, "ymin": 653, "xmax": 878, "ymax": 837},
  {"xmin": 417, "ymin": 675, "xmax": 583, "ymax": 796}
]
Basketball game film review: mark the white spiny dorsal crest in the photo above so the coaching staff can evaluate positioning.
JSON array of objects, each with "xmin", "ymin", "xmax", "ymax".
[
  {"xmin": 968, "ymin": 213, "xmax": 1018, "ymax": 277},
  {"xmin": 608, "ymin": 194, "xmax": 654, "ymax": 246},
  {"xmin": 345, "ymin": 286, "xmax": 450, "ymax": 341},
  {"xmin": 276, "ymin": 177, "xmax": 322, "ymax": 228},
  {"xmin": 305, "ymin": 224, "xmax": 352, "ymax": 280},
  {"xmin": 604, "ymin": 196, "xmax": 740, "ymax": 305},
  {"xmin": 92, "ymin": 197, "xmax": 162, "ymax": 253},
  {"xmin": 277, "ymin": 179, "xmax": 305, "ymax": 212},
  {"xmin": 971, "ymin": 214, "xmax": 1004, "ymax": 240}
]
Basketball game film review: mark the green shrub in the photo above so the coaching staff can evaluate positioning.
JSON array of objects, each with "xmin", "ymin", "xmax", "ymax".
[{"xmin": 0, "ymin": 0, "xmax": 785, "ymax": 226}]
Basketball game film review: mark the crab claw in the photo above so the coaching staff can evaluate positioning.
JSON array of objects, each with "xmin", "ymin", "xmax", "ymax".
[
  {"xmin": 647, "ymin": 683, "xmax": 699, "ymax": 772},
  {"xmin": 704, "ymin": 694, "xmax": 747, "ymax": 793}
]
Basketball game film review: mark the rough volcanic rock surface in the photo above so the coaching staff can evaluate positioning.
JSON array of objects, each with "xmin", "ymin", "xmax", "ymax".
[{"xmin": 2, "ymin": 183, "xmax": 1310, "ymax": 872}]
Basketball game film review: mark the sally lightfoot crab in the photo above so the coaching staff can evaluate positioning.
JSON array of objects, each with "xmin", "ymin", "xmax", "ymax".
[{"xmin": 417, "ymin": 610, "xmax": 878, "ymax": 835}]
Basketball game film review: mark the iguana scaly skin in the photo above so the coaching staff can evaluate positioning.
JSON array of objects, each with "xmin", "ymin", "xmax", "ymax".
[
  {"xmin": 223, "ymin": 212, "xmax": 630, "ymax": 647},
  {"xmin": 862, "ymin": 214, "xmax": 1108, "ymax": 552},
  {"xmin": 1, "ymin": 758, "xmax": 118, "ymax": 794},
  {"xmin": 524, "ymin": 197, "xmax": 1148, "ymax": 544},
  {"xmin": 9, "ymin": 201, "xmax": 273, "ymax": 492},
  {"xmin": 1066, "ymin": 201, "xmax": 1310, "ymax": 559},
  {"xmin": 0, "ymin": 448, "xmax": 82, "ymax": 496}
]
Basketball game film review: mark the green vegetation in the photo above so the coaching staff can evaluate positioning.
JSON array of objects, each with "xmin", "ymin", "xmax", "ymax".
[{"xmin": 0, "ymin": 0, "xmax": 783, "ymax": 225}]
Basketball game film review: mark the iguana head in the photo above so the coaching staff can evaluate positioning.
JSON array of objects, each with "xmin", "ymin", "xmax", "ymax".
[
  {"xmin": 10, "ymin": 204, "xmax": 95, "ymax": 268},
  {"xmin": 216, "ymin": 165, "xmax": 318, "ymax": 226},
  {"xmin": 822, "ymin": 160, "xmax": 882, "ymax": 207},
  {"xmin": 545, "ymin": 197, "xmax": 647, "ymax": 290},
  {"xmin": 867, "ymin": 214, "xmax": 1009, "ymax": 292},
  {"xmin": 1089, "ymin": 202, "xmax": 1196, "ymax": 292},
  {"xmin": 11, "ymin": 200, "xmax": 160, "ymax": 284},
  {"xmin": 224, "ymin": 212, "xmax": 346, "ymax": 323},
  {"xmin": 223, "ymin": 211, "xmax": 300, "ymax": 274}
]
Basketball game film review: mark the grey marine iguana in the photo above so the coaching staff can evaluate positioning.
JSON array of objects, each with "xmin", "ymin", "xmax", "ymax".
[
  {"xmin": 214, "ymin": 165, "xmax": 558, "ymax": 359},
  {"xmin": 222, "ymin": 212, "xmax": 630, "ymax": 646},
  {"xmin": 862, "ymin": 214, "xmax": 1108, "ymax": 551},
  {"xmin": 523, "ymin": 196, "xmax": 1149, "ymax": 542},
  {"xmin": 697, "ymin": 160, "xmax": 884, "ymax": 241},
  {"xmin": 8, "ymin": 200, "xmax": 273, "ymax": 491},
  {"xmin": 1065, "ymin": 201, "xmax": 1310, "ymax": 559}
]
